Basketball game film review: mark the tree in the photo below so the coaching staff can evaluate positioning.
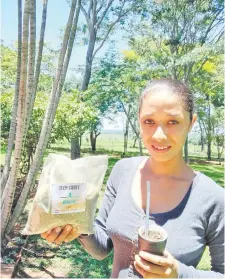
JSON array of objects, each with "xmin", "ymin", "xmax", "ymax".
[
  {"xmin": 1, "ymin": 0, "xmax": 32, "ymax": 236},
  {"xmin": 54, "ymin": 90, "xmax": 98, "ymax": 158},
  {"xmin": 1, "ymin": 0, "xmax": 22, "ymax": 191},
  {"xmin": 80, "ymin": 0, "xmax": 145, "ymax": 91},
  {"xmin": 89, "ymin": 118, "xmax": 101, "ymax": 152},
  {"xmin": 126, "ymin": 0, "xmax": 224, "ymax": 162},
  {"xmin": 88, "ymin": 50, "xmax": 149, "ymax": 155},
  {"xmin": 194, "ymin": 54, "xmax": 224, "ymax": 160},
  {"xmin": 1, "ymin": 91, "xmax": 59, "ymax": 175},
  {"xmin": 69, "ymin": 0, "xmax": 146, "ymax": 158},
  {"xmin": 212, "ymin": 108, "xmax": 224, "ymax": 163},
  {"xmin": 1, "ymin": 0, "xmax": 82, "ymax": 238}
]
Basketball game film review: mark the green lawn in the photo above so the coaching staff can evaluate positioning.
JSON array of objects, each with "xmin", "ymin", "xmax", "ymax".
[{"xmin": 2, "ymin": 138, "xmax": 224, "ymax": 277}]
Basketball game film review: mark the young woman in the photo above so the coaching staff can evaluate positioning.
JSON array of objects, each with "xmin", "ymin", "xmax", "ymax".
[{"xmin": 41, "ymin": 79, "xmax": 224, "ymax": 278}]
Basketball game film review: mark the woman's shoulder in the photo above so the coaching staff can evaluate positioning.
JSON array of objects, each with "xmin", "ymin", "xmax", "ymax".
[{"xmin": 193, "ymin": 171, "xmax": 224, "ymax": 204}]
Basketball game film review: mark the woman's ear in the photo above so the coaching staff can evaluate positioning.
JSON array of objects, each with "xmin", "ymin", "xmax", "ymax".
[{"xmin": 188, "ymin": 113, "xmax": 197, "ymax": 132}]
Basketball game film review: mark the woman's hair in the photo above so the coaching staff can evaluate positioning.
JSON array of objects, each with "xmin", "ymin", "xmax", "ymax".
[{"xmin": 139, "ymin": 78, "xmax": 194, "ymax": 120}]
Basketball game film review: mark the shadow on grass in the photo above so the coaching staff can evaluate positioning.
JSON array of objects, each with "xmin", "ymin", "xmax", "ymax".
[
  {"xmin": 25, "ymin": 239, "xmax": 113, "ymax": 278},
  {"xmin": 63, "ymin": 241, "xmax": 113, "ymax": 278}
]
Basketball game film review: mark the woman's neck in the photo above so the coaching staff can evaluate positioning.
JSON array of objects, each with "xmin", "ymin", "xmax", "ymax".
[{"xmin": 147, "ymin": 154, "xmax": 187, "ymax": 177}]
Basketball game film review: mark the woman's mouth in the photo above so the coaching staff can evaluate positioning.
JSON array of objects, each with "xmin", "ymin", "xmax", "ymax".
[{"xmin": 151, "ymin": 145, "xmax": 171, "ymax": 152}]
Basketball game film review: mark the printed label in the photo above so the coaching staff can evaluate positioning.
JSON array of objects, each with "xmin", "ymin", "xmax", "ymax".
[{"xmin": 50, "ymin": 183, "xmax": 87, "ymax": 214}]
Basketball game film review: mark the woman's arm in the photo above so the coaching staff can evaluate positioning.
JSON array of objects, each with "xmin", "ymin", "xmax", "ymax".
[
  {"xmin": 177, "ymin": 189, "xmax": 224, "ymax": 278},
  {"xmin": 78, "ymin": 160, "xmax": 122, "ymax": 260}
]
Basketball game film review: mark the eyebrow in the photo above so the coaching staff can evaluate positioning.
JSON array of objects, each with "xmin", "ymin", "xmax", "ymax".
[{"xmin": 142, "ymin": 113, "xmax": 182, "ymax": 117}]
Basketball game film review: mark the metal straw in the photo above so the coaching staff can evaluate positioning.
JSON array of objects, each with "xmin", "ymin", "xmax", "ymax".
[{"xmin": 145, "ymin": 180, "xmax": 150, "ymax": 237}]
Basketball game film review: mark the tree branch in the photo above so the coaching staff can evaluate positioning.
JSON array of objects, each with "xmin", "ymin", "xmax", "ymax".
[
  {"xmin": 96, "ymin": 0, "xmax": 106, "ymax": 14},
  {"xmin": 119, "ymin": 99, "xmax": 139, "ymax": 138},
  {"xmin": 92, "ymin": 0, "xmax": 97, "ymax": 26},
  {"xmin": 209, "ymin": 29, "xmax": 224, "ymax": 45},
  {"xmin": 87, "ymin": 0, "xmax": 93, "ymax": 18},
  {"xmin": 80, "ymin": 4, "xmax": 90, "ymax": 28},
  {"xmin": 192, "ymin": 58, "xmax": 208, "ymax": 76},
  {"xmin": 93, "ymin": 4, "xmax": 133, "ymax": 57},
  {"xmin": 93, "ymin": 20, "xmax": 117, "ymax": 57},
  {"xmin": 200, "ymin": 8, "xmax": 223, "ymax": 45},
  {"xmin": 96, "ymin": 0, "xmax": 113, "ymax": 30}
]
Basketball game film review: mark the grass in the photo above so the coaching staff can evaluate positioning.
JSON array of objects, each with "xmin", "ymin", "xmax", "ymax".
[
  {"xmin": 2, "ymin": 136, "xmax": 224, "ymax": 277},
  {"xmin": 190, "ymin": 163, "xmax": 224, "ymax": 186}
]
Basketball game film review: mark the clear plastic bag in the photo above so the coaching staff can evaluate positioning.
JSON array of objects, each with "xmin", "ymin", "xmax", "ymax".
[{"xmin": 21, "ymin": 154, "xmax": 108, "ymax": 235}]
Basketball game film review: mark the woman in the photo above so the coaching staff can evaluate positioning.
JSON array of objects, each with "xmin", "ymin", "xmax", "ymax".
[{"xmin": 41, "ymin": 79, "xmax": 224, "ymax": 278}]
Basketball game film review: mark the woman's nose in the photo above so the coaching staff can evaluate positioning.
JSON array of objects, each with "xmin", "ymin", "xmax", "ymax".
[{"xmin": 152, "ymin": 126, "xmax": 167, "ymax": 141}]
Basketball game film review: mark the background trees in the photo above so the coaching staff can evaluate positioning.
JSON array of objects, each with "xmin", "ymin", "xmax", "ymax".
[{"xmin": 1, "ymin": 0, "xmax": 224, "ymax": 243}]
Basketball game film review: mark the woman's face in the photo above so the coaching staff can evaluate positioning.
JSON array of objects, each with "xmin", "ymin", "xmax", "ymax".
[{"xmin": 139, "ymin": 88, "xmax": 196, "ymax": 163}]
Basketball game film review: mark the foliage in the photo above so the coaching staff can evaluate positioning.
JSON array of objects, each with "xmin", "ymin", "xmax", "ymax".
[
  {"xmin": 1, "ymin": 91, "xmax": 58, "ymax": 175},
  {"xmin": 1, "ymin": 44, "xmax": 17, "ymax": 90},
  {"xmin": 211, "ymin": 107, "xmax": 224, "ymax": 160},
  {"xmin": 54, "ymin": 90, "xmax": 98, "ymax": 142},
  {"xmin": 1, "ymin": 91, "xmax": 13, "ymax": 145},
  {"xmin": 37, "ymin": 44, "xmax": 59, "ymax": 93}
]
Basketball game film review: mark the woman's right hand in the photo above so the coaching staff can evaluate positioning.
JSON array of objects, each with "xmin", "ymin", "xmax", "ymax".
[{"xmin": 40, "ymin": 224, "xmax": 81, "ymax": 245}]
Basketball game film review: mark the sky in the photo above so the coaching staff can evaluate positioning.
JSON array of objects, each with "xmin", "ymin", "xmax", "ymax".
[
  {"xmin": 1, "ymin": 0, "xmax": 129, "ymax": 130},
  {"xmin": 1, "ymin": 1, "xmax": 128, "ymax": 72}
]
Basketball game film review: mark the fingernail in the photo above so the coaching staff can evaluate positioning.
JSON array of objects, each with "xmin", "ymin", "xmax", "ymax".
[
  {"xmin": 47, "ymin": 230, "xmax": 51, "ymax": 234},
  {"xmin": 67, "ymin": 226, "xmax": 71, "ymax": 231},
  {"xmin": 56, "ymin": 227, "xmax": 61, "ymax": 233}
]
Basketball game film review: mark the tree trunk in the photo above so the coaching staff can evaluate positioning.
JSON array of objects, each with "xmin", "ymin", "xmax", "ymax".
[
  {"xmin": 1, "ymin": 0, "xmax": 30, "ymax": 236},
  {"xmin": 79, "ymin": 135, "xmax": 82, "ymax": 148},
  {"xmin": 133, "ymin": 137, "xmax": 137, "ymax": 148},
  {"xmin": 199, "ymin": 120, "xmax": 204, "ymax": 152},
  {"xmin": 207, "ymin": 99, "xmax": 212, "ymax": 160},
  {"xmin": 90, "ymin": 131, "xmax": 97, "ymax": 152},
  {"xmin": 4, "ymin": 0, "xmax": 79, "ymax": 236},
  {"xmin": 33, "ymin": 0, "xmax": 48, "ymax": 94},
  {"xmin": 207, "ymin": 141, "xmax": 211, "ymax": 161},
  {"xmin": 123, "ymin": 114, "xmax": 129, "ymax": 156},
  {"xmin": 138, "ymin": 137, "xmax": 143, "ymax": 156},
  {"xmin": 24, "ymin": 0, "xmax": 36, "ymax": 137},
  {"xmin": 216, "ymin": 137, "xmax": 224, "ymax": 165},
  {"xmin": 71, "ymin": 137, "xmax": 81, "ymax": 159},
  {"xmin": 52, "ymin": 0, "xmax": 81, "ymax": 113},
  {"xmin": 25, "ymin": 0, "xmax": 48, "ymax": 136},
  {"xmin": 81, "ymin": 29, "xmax": 96, "ymax": 91},
  {"xmin": 1, "ymin": 0, "xmax": 22, "ymax": 192},
  {"xmin": 120, "ymin": 100, "xmax": 141, "ymax": 155},
  {"xmin": 184, "ymin": 137, "xmax": 189, "ymax": 163}
]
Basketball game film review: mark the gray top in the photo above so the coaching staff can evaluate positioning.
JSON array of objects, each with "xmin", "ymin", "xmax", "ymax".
[{"xmin": 79, "ymin": 157, "xmax": 224, "ymax": 278}]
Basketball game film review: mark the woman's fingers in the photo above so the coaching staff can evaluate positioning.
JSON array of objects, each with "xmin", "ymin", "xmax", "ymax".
[
  {"xmin": 44, "ymin": 226, "xmax": 64, "ymax": 243},
  {"xmin": 139, "ymin": 251, "xmax": 172, "ymax": 266},
  {"xmin": 135, "ymin": 255, "xmax": 168, "ymax": 275},
  {"xmin": 134, "ymin": 261, "xmax": 162, "ymax": 278},
  {"xmin": 64, "ymin": 227, "xmax": 80, "ymax": 242},
  {"xmin": 40, "ymin": 225, "xmax": 80, "ymax": 244},
  {"xmin": 52, "ymin": 225, "xmax": 73, "ymax": 244},
  {"xmin": 40, "ymin": 228, "xmax": 53, "ymax": 239}
]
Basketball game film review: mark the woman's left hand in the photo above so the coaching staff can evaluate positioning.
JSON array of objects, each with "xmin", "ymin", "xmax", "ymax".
[{"xmin": 134, "ymin": 250, "xmax": 178, "ymax": 278}]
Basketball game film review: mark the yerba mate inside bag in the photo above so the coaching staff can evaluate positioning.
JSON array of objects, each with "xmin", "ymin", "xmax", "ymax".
[{"xmin": 21, "ymin": 154, "xmax": 108, "ymax": 235}]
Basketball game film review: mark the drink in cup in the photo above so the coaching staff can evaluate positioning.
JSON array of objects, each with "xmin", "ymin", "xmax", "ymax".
[{"xmin": 138, "ymin": 224, "xmax": 168, "ymax": 256}]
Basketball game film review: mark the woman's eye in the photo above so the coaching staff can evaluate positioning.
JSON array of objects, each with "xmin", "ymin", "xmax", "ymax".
[
  {"xmin": 168, "ymin": 120, "xmax": 178, "ymax": 125},
  {"xmin": 144, "ymin": 119, "xmax": 154, "ymax": 124}
]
